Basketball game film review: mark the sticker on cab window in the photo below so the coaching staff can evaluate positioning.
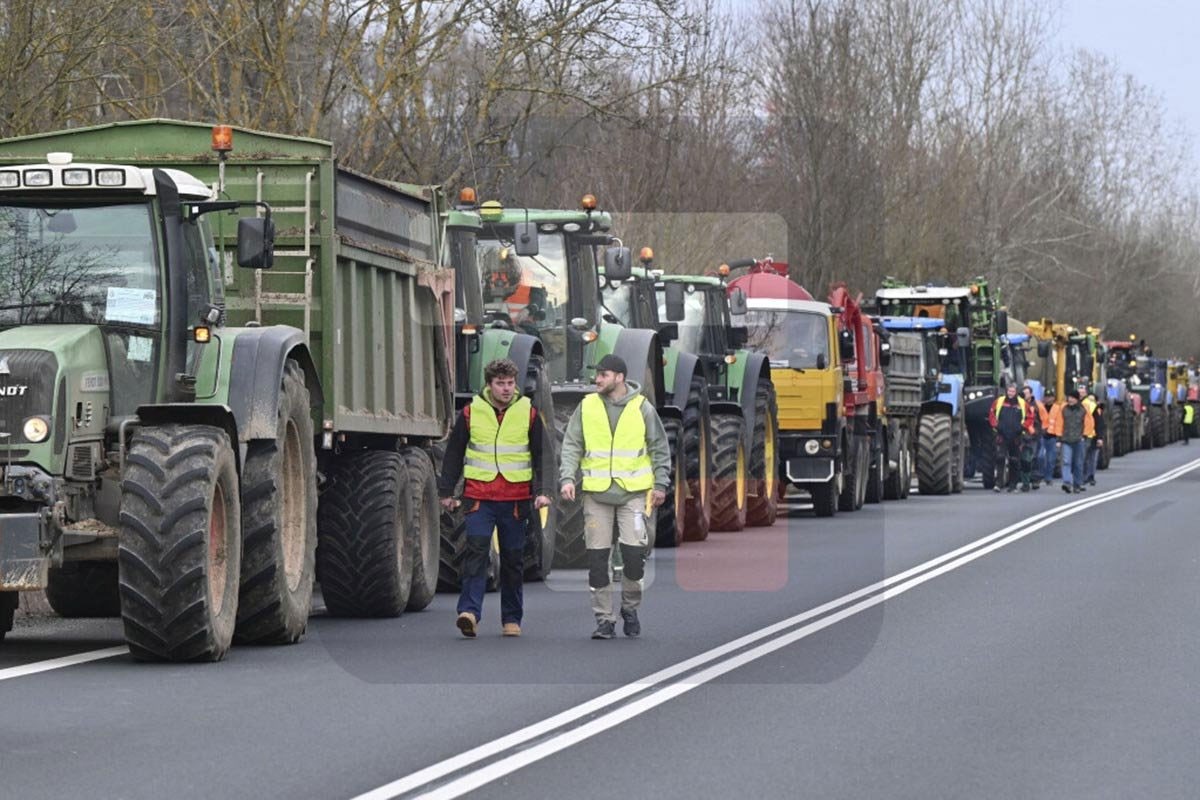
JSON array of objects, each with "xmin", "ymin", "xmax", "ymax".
[
  {"xmin": 127, "ymin": 336, "xmax": 153, "ymax": 363},
  {"xmin": 105, "ymin": 287, "xmax": 158, "ymax": 326}
]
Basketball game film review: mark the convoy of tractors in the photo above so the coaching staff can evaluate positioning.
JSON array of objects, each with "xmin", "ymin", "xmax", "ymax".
[{"xmin": 0, "ymin": 120, "xmax": 1194, "ymax": 661}]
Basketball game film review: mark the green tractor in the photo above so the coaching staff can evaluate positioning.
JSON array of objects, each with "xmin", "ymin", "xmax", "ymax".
[
  {"xmin": 0, "ymin": 120, "xmax": 456, "ymax": 659},
  {"xmin": 471, "ymin": 196, "xmax": 679, "ymax": 568}
]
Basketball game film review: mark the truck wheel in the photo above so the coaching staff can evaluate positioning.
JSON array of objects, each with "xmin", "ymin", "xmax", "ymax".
[
  {"xmin": 865, "ymin": 431, "xmax": 885, "ymax": 504},
  {"xmin": 552, "ymin": 396, "xmax": 587, "ymax": 568},
  {"xmin": 524, "ymin": 357, "xmax": 558, "ymax": 582},
  {"xmin": 899, "ymin": 428, "xmax": 913, "ymax": 499},
  {"xmin": 1150, "ymin": 405, "xmax": 1166, "ymax": 447},
  {"xmin": 811, "ymin": 473, "xmax": 839, "ymax": 517},
  {"xmin": 746, "ymin": 383, "xmax": 779, "ymax": 526},
  {"xmin": 317, "ymin": 450, "xmax": 413, "ymax": 616},
  {"xmin": 969, "ymin": 422, "xmax": 988, "ymax": 491},
  {"xmin": 682, "ymin": 377, "xmax": 712, "ymax": 541},
  {"xmin": 655, "ymin": 418, "xmax": 687, "ymax": 547},
  {"xmin": 882, "ymin": 425, "xmax": 905, "ymax": 500},
  {"xmin": 1110, "ymin": 406, "xmax": 1125, "ymax": 457},
  {"xmin": 402, "ymin": 447, "xmax": 439, "ymax": 611},
  {"xmin": 916, "ymin": 414, "xmax": 953, "ymax": 495},
  {"xmin": 0, "ymin": 591, "xmax": 16, "ymax": 642},
  {"xmin": 46, "ymin": 562, "xmax": 120, "ymax": 618},
  {"xmin": 709, "ymin": 413, "xmax": 748, "ymax": 531},
  {"xmin": 119, "ymin": 424, "xmax": 241, "ymax": 662},
  {"xmin": 839, "ymin": 435, "xmax": 868, "ymax": 512},
  {"xmin": 234, "ymin": 360, "xmax": 316, "ymax": 645}
]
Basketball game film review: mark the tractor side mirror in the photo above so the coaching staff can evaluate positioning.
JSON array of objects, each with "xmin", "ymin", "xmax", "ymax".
[
  {"xmin": 997, "ymin": 308, "xmax": 1009, "ymax": 333},
  {"xmin": 1037, "ymin": 340, "xmax": 1050, "ymax": 358},
  {"xmin": 879, "ymin": 341, "xmax": 891, "ymax": 367},
  {"xmin": 956, "ymin": 326, "xmax": 970, "ymax": 349},
  {"xmin": 657, "ymin": 322, "xmax": 678, "ymax": 344},
  {"xmin": 604, "ymin": 246, "xmax": 633, "ymax": 282},
  {"xmin": 728, "ymin": 327, "xmax": 748, "ymax": 349},
  {"xmin": 729, "ymin": 288, "xmax": 748, "ymax": 316},
  {"xmin": 664, "ymin": 282, "xmax": 687, "ymax": 321},
  {"xmin": 816, "ymin": 353, "xmax": 827, "ymax": 370},
  {"xmin": 839, "ymin": 329, "xmax": 856, "ymax": 360},
  {"xmin": 237, "ymin": 217, "xmax": 275, "ymax": 269},
  {"xmin": 512, "ymin": 222, "xmax": 539, "ymax": 257}
]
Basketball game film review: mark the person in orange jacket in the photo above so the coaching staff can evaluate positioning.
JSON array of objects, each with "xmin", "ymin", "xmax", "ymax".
[
  {"xmin": 989, "ymin": 384, "xmax": 1035, "ymax": 492},
  {"xmin": 1038, "ymin": 389, "xmax": 1062, "ymax": 486},
  {"xmin": 1049, "ymin": 393, "xmax": 1095, "ymax": 493}
]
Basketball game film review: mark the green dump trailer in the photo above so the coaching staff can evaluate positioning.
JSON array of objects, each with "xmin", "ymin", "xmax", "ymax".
[{"xmin": 0, "ymin": 119, "xmax": 456, "ymax": 661}]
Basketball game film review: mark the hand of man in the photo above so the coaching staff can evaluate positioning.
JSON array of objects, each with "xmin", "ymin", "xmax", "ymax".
[
  {"xmin": 1097, "ymin": 439, "xmax": 1103, "ymax": 446},
  {"xmin": 560, "ymin": 483, "xmax": 576, "ymax": 502},
  {"xmin": 533, "ymin": 495, "xmax": 551, "ymax": 510},
  {"xmin": 650, "ymin": 489, "xmax": 667, "ymax": 508},
  {"xmin": 439, "ymin": 496, "xmax": 459, "ymax": 511}
]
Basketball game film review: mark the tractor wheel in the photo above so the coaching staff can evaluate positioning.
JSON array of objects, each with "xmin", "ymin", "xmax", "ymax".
[
  {"xmin": 1140, "ymin": 412, "xmax": 1152, "ymax": 450},
  {"xmin": 316, "ymin": 450, "xmax": 413, "ymax": 617},
  {"xmin": 118, "ymin": 424, "xmax": 241, "ymax": 662},
  {"xmin": 552, "ymin": 396, "xmax": 587, "ymax": 568},
  {"xmin": 234, "ymin": 360, "xmax": 316, "ymax": 645},
  {"xmin": 45, "ymin": 562, "xmax": 121, "ymax": 618},
  {"xmin": 865, "ymin": 427, "xmax": 885, "ymax": 504},
  {"xmin": 839, "ymin": 434, "xmax": 868, "ymax": 512},
  {"xmin": 899, "ymin": 427, "xmax": 914, "ymax": 499},
  {"xmin": 401, "ymin": 446, "xmax": 439, "ymax": 612},
  {"xmin": 682, "ymin": 377, "xmax": 712, "ymax": 541},
  {"xmin": 709, "ymin": 413, "xmax": 748, "ymax": 531},
  {"xmin": 0, "ymin": 591, "xmax": 16, "ymax": 643},
  {"xmin": 745, "ymin": 383, "xmax": 779, "ymax": 527},
  {"xmin": 969, "ymin": 422, "xmax": 989, "ymax": 491},
  {"xmin": 523, "ymin": 357, "xmax": 558, "ymax": 582},
  {"xmin": 1110, "ymin": 406, "xmax": 1126, "ymax": 458},
  {"xmin": 1150, "ymin": 405, "xmax": 1166, "ymax": 447},
  {"xmin": 655, "ymin": 418, "xmax": 687, "ymax": 548},
  {"xmin": 882, "ymin": 424, "xmax": 903, "ymax": 501},
  {"xmin": 916, "ymin": 413, "xmax": 954, "ymax": 495},
  {"xmin": 811, "ymin": 471, "xmax": 840, "ymax": 518}
]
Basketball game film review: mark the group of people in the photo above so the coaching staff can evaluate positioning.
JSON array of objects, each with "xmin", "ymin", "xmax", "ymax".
[
  {"xmin": 988, "ymin": 383, "xmax": 1106, "ymax": 494},
  {"xmin": 437, "ymin": 355, "xmax": 670, "ymax": 641}
]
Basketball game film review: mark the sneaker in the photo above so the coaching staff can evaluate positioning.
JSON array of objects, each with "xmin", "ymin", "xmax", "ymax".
[
  {"xmin": 591, "ymin": 620, "xmax": 616, "ymax": 640},
  {"xmin": 1062, "ymin": 484, "xmax": 1072, "ymax": 494},
  {"xmin": 1078, "ymin": 485, "xmax": 1087, "ymax": 492},
  {"xmin": 1088, "ymin": 478, "xmax": 1096, "ymax": 486},
  {"xmin": 993, "ymin": 486, "xmax": 1002, "ymax": 493},
  {"xmin": 1021, "ymin": 484, "xmax": 1030, "ymax": 492},
  {"xmin": 502, "ymin": 622, "xmax": 521, "ymax": 637},
  {"xmin": 1031, "ymin": 481, "xmax": 1041, "ymax": 490},
  {"xmin": 621, "ymin": 609, "xmax": 640, "ymax": 638},
  {"xmin": 1072, "ymin": 486, "xmax": 1082, "ymax": 494},
  {"xmin": 456, "ymin": 612, "xmax": 478, "ymax": 638}
]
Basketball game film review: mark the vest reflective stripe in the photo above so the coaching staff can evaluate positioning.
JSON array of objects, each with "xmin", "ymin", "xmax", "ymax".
[
  {"xmin": 580, "ymin": 393, "xmax": 654, "ymax": 492},
  {"xmin": 463, "ymin": 395, "xmax": 533, "ymax": 482}
]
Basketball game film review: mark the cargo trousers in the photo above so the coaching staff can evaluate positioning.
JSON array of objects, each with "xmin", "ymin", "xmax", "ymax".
[{"xmin": 583, "ymin": 495, "xmax": 649, "ymax": 624}]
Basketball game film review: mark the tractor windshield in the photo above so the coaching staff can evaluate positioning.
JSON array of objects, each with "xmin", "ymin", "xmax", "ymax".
[
  {"xmin": 654, "ymin": 287, "xmax": 706, "ymax": 354},
  {"xmin": 744, "ymin": 309, "xmax": 829, "ymax": 369},
  {"xmin": 0, "ymin": 202, "xmax": 159, "ymax": 327}
]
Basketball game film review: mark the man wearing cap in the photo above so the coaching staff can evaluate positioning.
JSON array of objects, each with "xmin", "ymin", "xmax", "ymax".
[
  {"xmin": 559, "ymin": 354, "xmax": 671, "ymax": 639},
  {"xmin": 1039, "ymin": 388, "xmax": 1061, "ymax": 487},
  {"xmin": 439, "ymin": 358, "xmax": 552, "ymax": 638}
]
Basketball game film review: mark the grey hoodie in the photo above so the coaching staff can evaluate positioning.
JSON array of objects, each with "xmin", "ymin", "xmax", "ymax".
[{"xmin": 559, "ymin": 380, "xmax": 671, "ymax": 506}]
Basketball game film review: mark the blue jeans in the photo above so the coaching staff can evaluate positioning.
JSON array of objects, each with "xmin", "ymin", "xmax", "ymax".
[
  {"xmin": 1083, "ymin": 439, "xmax": 1099, "ymax": 482},
  {"xmin": 1040, "ymin": 435, "xmax": 1057, "ymax": 483},
  {"xmin": 457, "ymin": 499, "xmax": 529, "ymax": 625},
  {"xmin": 1060, "ymin": 440, "xmax": 1085, "ymax": 489}
]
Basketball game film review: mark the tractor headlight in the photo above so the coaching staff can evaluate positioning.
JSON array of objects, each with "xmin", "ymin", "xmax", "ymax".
[
  {"xmin": 22, "ymin": 416, "xmax": 49, "ymax": 443},
  {"xmin": 804, "ymin": 439, "xmax": 820, "ymax": 455}
]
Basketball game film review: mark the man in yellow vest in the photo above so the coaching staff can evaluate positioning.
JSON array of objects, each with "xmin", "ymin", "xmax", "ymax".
[
  {"xmin": 560, "ymin": 354, "xmax": 670, "ymax": 639},
  {"xmin": 439, "ymin": 358, "xmax": 551, "ymax": 638},
  {"xmin": 1182, "ymin": 402, "xmax": 1194, "ymax": 445}
]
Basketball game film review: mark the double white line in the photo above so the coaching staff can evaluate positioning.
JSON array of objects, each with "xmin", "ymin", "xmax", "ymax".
[{"xmin": 354, "ymin": 457, "xmax": 1200, "ymax": 800}]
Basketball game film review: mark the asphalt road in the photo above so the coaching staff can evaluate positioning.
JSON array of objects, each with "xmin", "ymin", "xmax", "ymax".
[{"xmin": 2, "ymin": 443, "xmax": 1198, "ymax": 799}]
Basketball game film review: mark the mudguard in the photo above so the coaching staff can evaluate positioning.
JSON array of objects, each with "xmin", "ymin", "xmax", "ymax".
[
  {"xmin": 225, "ymin": 326, "xmax": 322, "ymax": 441},
  {"xmin": 670, "ymin": 350, "xmax": 702, "ymax": 409},
  {"xmin": 611, "ymin": 327, "xmax": 666, "ymax": 409},
  {"xmin": 709, "ymin": 400, "xmax": 744, "ymax": 419},
  {"xmin": 737, "ymin": 352, "xmax": 772, "ymax": 447},
  {"xmin": 936, "ymin": 374, "xmax": 964, "ymax": 417}
]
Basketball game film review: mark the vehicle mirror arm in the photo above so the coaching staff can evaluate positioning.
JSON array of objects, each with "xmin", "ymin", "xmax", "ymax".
[{"xmin": 187, "ymin": 200, "xmax": 272, "ymax": 222}]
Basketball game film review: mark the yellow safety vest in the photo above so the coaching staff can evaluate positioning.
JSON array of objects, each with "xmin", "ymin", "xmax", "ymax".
[
  {"xmin": 463, "ymin": 395, "xmax": 533, "ymax": 482},
  {"xmin": 580, "ymin": 393, "xmax": 654, "ymax": 492},
  {"xmin": 1185, "ymin": 404, "xmax": 1195, "ymax": 425}
]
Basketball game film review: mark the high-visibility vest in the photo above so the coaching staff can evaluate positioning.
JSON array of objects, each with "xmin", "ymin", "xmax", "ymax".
[
  {"xmin": 1185, "ymin": 404, "xmax": 1195, "ymax": 425},
  {"xmin": 580, "ymin": 393, "xmax": 654, "ymax": 492},
  {"xmin": 463, "ymin": 395, "xmax": 533, "ymax": 483},
  {"xmin": 991, "ymin": 395, "xmax": 1027, "ymax": 422},
  {"xmin": 1082, "ymin": 396, "xmax": 1097, "ymax": 414}
]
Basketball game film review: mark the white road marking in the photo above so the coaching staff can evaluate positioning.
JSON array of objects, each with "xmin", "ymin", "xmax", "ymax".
[
  {"xmin": 0, "ymin": 646, "xmax": 127, "ymax": 681},
  {"xmin": 352, "ymin": 457, "xmax": 1200, "ymax": 800}
]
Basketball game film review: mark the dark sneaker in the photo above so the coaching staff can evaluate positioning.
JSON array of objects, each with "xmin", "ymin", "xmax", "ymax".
[
  {"xmin": 591, "ymin": 620, "xmax": 616, "ymax": 640},
  {"xmin": 621, "ymin": 609, "xmax": 640, "ymax": 638},
  {"xmin": 1072, "ymin": 486, "xmax": 1082, "ymax": 494},
  {"xmin": 1021, "ymin": 484, "xmax": 1030, "ymax": 492},
  {"xmin": 1062, "ymin": 484, "xmax": 1072, "ymax": 494},
  {"xmin": 1006, "ymin": 486, "xmax": 1016, "ymax": 493},
  {"xmin": 1088, "ymin": 478, "xmax": 1096, "ymax": 486},
  {"xmin": 456, "ymin": 612, "xmax": 478, "ymax": 638}
]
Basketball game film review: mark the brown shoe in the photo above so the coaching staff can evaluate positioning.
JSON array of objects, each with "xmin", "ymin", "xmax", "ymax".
[
  {"xmin": 456, "ymin": 612, "xmax": 477, "ymax": 638},
  {"xmin": 502, "ymin": 622, "xmax": 521, "ymax": 637}
]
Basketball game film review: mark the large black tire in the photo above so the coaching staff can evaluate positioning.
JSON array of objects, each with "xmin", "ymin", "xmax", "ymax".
[
  {"xmin": 0, "ymin": 591, "xmax": 16, "ymax": 642},
  {"xmin": 1150, "ymin": 405, "xmax": 1166, "ymax": 447},
  {"xmin": 45, "ymin": 562, "xmax": 120, "ymax": 618},
  {"xmin": 917, "ymin": 413, "xmax": 953, "ymax": 495},
  {"xmin": 402, "ymin": 447, "xmax": 439, "ymax": 612},
  {"xmin": 1110, "ymin": 405, "xmax": 1126, "ymax": 458},
  {"xmin": 969, "ymin": 422, "xmax": 989, "ymax": 491},
  {"xmin": 1140, "ymin": 410, "xmax": 1152, "ymax": 450},
  {"xmin": 655, "ymin": 418, "xmax": 687, "ymax": 547},
  {"xmin": 811, "ymin": 474, "xmax": 839, "ymax": 517},
  {"xmin": 899, "ymin": 427, "xmax": 913, "ymax": 499},
  {"xmin": 838, "ymin": 434, "xmax": 868, "ymax": 512},
  {"xmin": 552, "ymin": 396, "xmax": 587, "ymax": 568},
  {"xmin": 316, "ymin": 450, "xmax": 413, "ymax": 617},
  {"xmin": 745, "ymin": 383, "xmax": 779, "ymax": 527},
  {"xmin": 524, "ymin": 357, "xmax": 557, "ymax": 582},
  {"xmin": 883, "ymin": 424, "xmax": 911, "ymax": 501},
  {"xmin": 865, "ymin": 428, "xmax": 885, "ymax": 504},
  {"xmin": 118, "ymin": 425, "xmax": 241, "ymax": 662},
  {"xmin": 709, "ymin": 413, "xmax": 748, "ymax": 531},
  {"xmin": 234, "ymin": 360, "xmax": 316, "ymax": 645},
  {"xmin": 682, "ymin": 377, "xmax": 712, "ymax": 542}
]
